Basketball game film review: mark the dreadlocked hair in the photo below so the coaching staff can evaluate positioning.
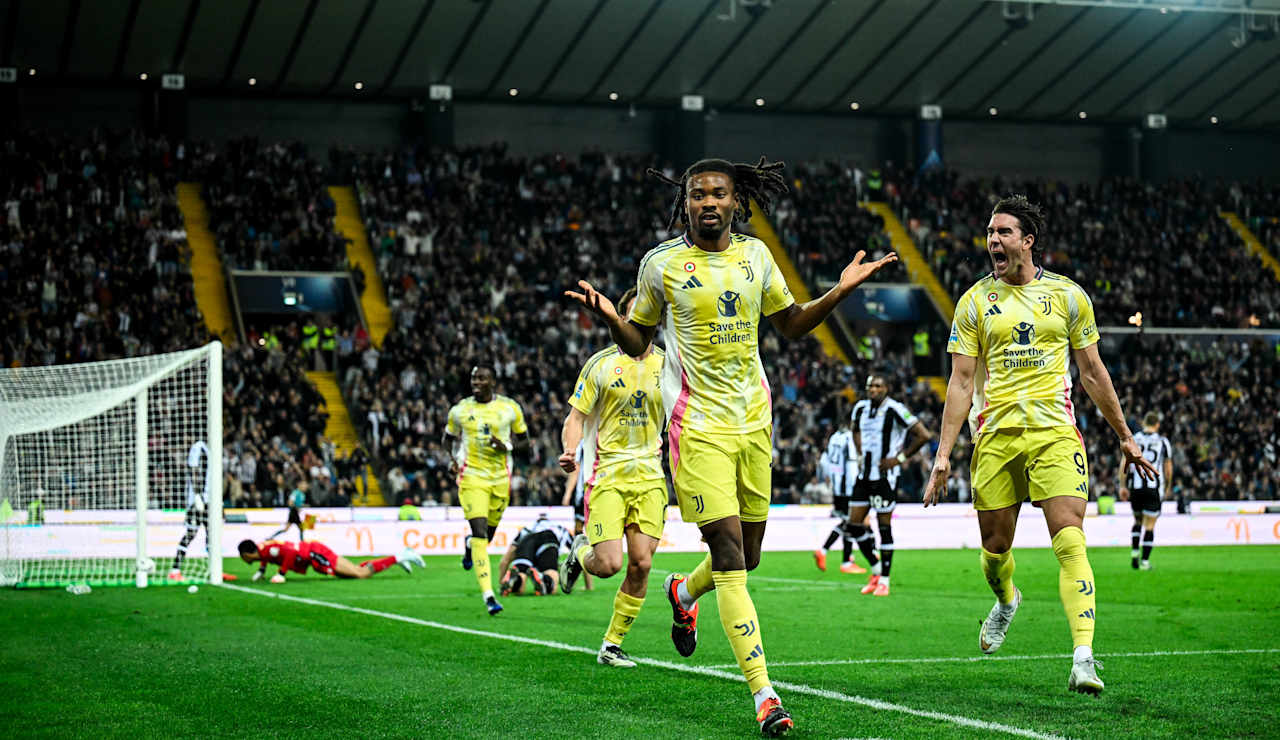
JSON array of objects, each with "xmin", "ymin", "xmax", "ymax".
[{"xmin": 646, "ymin": 156, "xmax": 789, "ymax": 233}]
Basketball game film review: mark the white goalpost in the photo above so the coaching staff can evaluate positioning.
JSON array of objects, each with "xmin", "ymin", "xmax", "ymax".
[{"xmin": 0, "ymin": 342, "xmax": 222, "ymax": 588}]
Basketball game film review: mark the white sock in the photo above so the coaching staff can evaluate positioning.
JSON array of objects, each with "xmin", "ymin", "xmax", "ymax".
[
  {"xmin": 752, "ymin": 685, "xmax": 780, "ymax": 712},
  {"xmin": 601, "ymin": 638, "xmax": 619, "ymax": 651},
  {"xmin": 1073, "ymin": 645, "xmax": 1093, "ymax": 662},
  {"xmin": 999, "ymin": 599, "xmax": 1017, "ymax": 614},
  {"xmin": 871, "ymin": 562, "xmax": 882, "ymax": 576},
  {"xmin": 677, "ymin": 580, "xmax": 695, "ymax": 610},
  {"xmin": 482, "ymin": 590, "xmax": 495, "ymax": 601},
  {"xmin": 879, "ymin": 576, "xmax": 890, "ymax": 587}
]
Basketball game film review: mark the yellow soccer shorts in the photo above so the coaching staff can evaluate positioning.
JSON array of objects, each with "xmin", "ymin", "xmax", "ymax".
[
  {"xmin": 970, "ymin": 426, "xmax": 1090, "ymax": 511},
  {"xmin": 669, "ymin": 425, "xmax": 772, "ymax": 526},
  {"xmin": 583, "ymin": 478, "xmax": 666, "ymax": 545},
  {"xmin": 458, "ymin": 476, "xmax": 510, "ymax": 526}
]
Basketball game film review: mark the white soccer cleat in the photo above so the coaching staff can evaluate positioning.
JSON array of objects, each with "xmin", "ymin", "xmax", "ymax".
[
  {"xmin": 597, "ymin": 644, "xmax": 636, "ymax": 668},
  {"xmin": 1068, "ymin": 657, "xmax": 1105, "ymax": 696},
  {"xmin": 397, "ymin": 548, "xmax": 426, "ymax": 573},
  {"xmin": 1139, "ymin": 561, "xmax": 1152, "ymax": 571},
  {"xmin": 979, "ymin": 588, "xmax": 1022, "ymax": 654}
]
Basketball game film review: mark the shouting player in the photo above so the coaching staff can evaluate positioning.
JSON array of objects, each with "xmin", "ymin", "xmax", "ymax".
[
  {"xmin": 445, "ymin": 366, "xmax": 530, "ymax": 616},
  {"xmin": 238, "ymin": 539, "xmax": 423, "ymax": 581},
  {"xmin": 557, "ymin": 287, "xmax": 667, "ymax": 669},
  {"xmin": 1119, "ymin": 412, "xmax": 1173, "ymax": 570},
  {"xmin": 567, "ymin": 157, "xmax": 896, "ymax": 735},
  {"xmin": 923, "ymin": 194, "xmax": 1157, "ymax": 696}
]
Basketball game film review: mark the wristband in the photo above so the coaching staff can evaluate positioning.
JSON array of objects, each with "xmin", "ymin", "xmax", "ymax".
[{"xmin": 896, "ymin": 453, "xmax": 907, "ymax": 464}]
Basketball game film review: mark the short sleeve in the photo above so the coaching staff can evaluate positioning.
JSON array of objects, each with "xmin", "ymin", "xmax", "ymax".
[
  {"xmin": 893, "ymin": 400, "xmax": 918, "ymax": 426},
  {"xmin": 630, "ymin": 251, "xmax": 667, "ymax": 327},
  {"xmin": 568, "ymin": 357, "xmax": 602, "ymax": 415},
  {"xmin": 1067, "ymin": 284, "xmax": 1100, "ymax": 349},
  {"xmin": 948, "ymin": 291, "xmax": 980, "ymax": 357},
  {"xmin": 510, "ymin": 402, "xmax": 528, "ymax": 435},
  {"xmin": 760, "ymin": 247, "xmax": 795, "ymax": 317},
  {"xmin": 445, "ymin": 404, "xmax": 461, "ymax": 436}
]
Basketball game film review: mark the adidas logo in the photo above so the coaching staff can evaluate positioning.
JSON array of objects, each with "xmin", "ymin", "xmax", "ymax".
[
  {"xmin": 985, "ymin": 305, "xmax": 1002, "ymax": 316},
  {"xmin": 1078, "ymin": 609, "xmax": 1095, "ymax": 620},
  {"xmin": 681, "ymin": 276, "xmax": 703, "ymax": 289},
  {"xmin": 745, "ymin": 643, "xmax": 764, "ymax": 661},
  {"xmin": 611, "ymin": 378, "xmax": 626, "ymax": 389}
]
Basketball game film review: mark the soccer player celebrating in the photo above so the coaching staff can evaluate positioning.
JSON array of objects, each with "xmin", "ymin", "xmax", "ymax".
[
  {"xmin": 923, "ymin": 194, "xmax": 1158, "ymax": 696},
  {"xmin": 848, "ymin": 373, "xmax": 933, "ymax": 596},
  {"xmin": 1118, "ymin": 412, "xmax": 1173, "ymax": 570},
  {"xmin": 444, "ymin": 366, "xmax": 530, "ymax": 616},
  {"xmin": 567, "ymin": 157, "xmax": 896, "ymax": 735},
  {"xmin": 496, "ymin": 513, "xmax": 573, "ymax": 597},
  {"xmin": 238, "ymin": 539, "xmax": 423, "ymax": 581},
  {"xmin": 169, "ymin": 439, "xmax": 212, "ymax": 581},
  {"xmin": 556, "ymin": 287, "xmax": 667, "ymax": 669}
]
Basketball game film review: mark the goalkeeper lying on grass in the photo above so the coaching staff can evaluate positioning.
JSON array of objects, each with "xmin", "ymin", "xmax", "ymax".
[{"xmin": 238, "ymin": 539, "xmax": 424, "ymax": 582}]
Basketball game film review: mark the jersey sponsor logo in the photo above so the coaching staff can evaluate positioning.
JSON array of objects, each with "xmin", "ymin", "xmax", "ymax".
[
  {"xmin": 1082, "ymin": 323, "xmax": 1095, "ymax": 337},
  {"xmin": 985, "ymin": 304, "xmax": 1002, "ymax": 316},
  {"xmin": 1038, "ymin": 296, "xmax": 1052, "ymax": 315},
  {"xmin": 683, "ymin": 261, "xmax": 696, "ymax": 272},
  {"xmin": 611, "ymin": 378, "xmax": 626, "ymax": 389},
  {"xmin": 629, "ymin": 390, "xmax": 647, "ymax": 409},
  {"xmin": 1012, "ymin": 321, "xmax": 1035, "ymax": 345},
  {"xmin": 738, "ymin": 260, "xmax": 754, "ymax": 282},
  {"xmin": 681, "ymin": 275, "xmax": 703, "ymax": 289},
  {"xmin": 717, "ymin": 290, "xmax": 742, "ymax": 317}
]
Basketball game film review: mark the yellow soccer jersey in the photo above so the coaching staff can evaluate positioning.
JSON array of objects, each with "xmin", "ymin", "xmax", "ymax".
[
  {"xmin": 569, "ymin": 346, "xmax": 666, "ymax": 485},
  {"xmin": 631, "ymin": 232, "xmax": 795, "ymax": 435},
  {"xmin": 947, "ymin": 267, "xmax": 1099, "ymax": 436},
  {"xmin": 446, "ymin": 395, "xmax": 527, "ymax": 481}
]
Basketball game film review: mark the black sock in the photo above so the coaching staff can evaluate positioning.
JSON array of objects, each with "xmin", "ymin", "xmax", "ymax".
[
  {"xmin": 1131, "ymin": 521, "xmax": 1141, "ymax": 552},
  {"xmin": 842, "ymin": 535, "xmax": 853, "ymax": 563},
  {"xmin": 1142, "ymin": 528, "xmax": 1154, "ymax": 562},
  {"xmin": 877, "ymin": 522, "xmax": 894, "ymax": 577},
  {"xmin": 849, "ymin": 525, "xmax": 878, "ymax": 567},
  {"xmin": 822, "ymin": 526, "xmax": 841, "ymax": 550}
]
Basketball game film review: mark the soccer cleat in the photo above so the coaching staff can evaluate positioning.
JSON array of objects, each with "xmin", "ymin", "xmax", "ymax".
[
  {"xmin": 597, "ymin": 644, "xmax": 636, "ymax": 668},
  {"xmin": 167, "ymin": 569, "xmax": 183, "ymax": 581},
  {"xmin": 839, "ymin": 560, "xmax": 867, "ymax": 574},
  {"xmin": 461, "ymin": 537, "xmax": 473, "ymax": 571},
  {"xmin": 813, "ymin": 549, "xmax": 827, "ymax": 572},
  {"xmin": 1139, "ymin": 561, "xmax": 1152, "ymax": 571},
  {"xmin": 1068, "ymin": 657, "xmax": 1105, "ymax": 696},
  {"xmin": 860, "ymin": 574, "xmax": 880, "ymax": 594},
  {"xmin": 663, "ymin": 572, "xmax": 699, "ymax": 657},
  {"xmin": 1131, "ymin": 552, "xmax": 1139, "ymax": 570},
  {"xmin": 979, "ymin": 588, "xmax": 1022, "ymax": 654},
  {"xmin": 485, "ymin": 596, "xmax": 504, "ymax": 616},
  {"xmin": 397, "ymin": 548, "xmax": 425, "ymax": 573},
  {"xmin": 539, "ymin": 571, "xmax": 556, "ymax": 596},
  {"xmin": 872, "ymin": 580, "xmax": 890, "ymax": 597},
  {"xmin": 756, "ymin": 697, "xmax": 794, "ymax": 737},
  {"xmin": 499, "ymin": 567, "xmax": 521, "ymax": 597},
  {"xmin": 559, "ymin": 534, "xmax": 589, "ymax": 594}
]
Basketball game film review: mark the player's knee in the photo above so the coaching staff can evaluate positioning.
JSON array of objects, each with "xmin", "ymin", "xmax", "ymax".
[
  {"xmin": 744, "ymin": 551, "xmax": 761, "ymax": 571},
  {"xmin": 625, "ymin": 556, "xmax": 650, "ymax": 581},
  {"xmin": 593, "ymin": 550, "xmax": 623, "ymax": 577},
  {"xmin": 982, "ymin": 536, "xmax": 1013, "ymax": 554}
]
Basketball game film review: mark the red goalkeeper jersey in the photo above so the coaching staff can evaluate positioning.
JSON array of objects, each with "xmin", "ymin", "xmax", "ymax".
[{"xmin": 260, "ymin": 540, "xmax": 309, "ymax": 575}]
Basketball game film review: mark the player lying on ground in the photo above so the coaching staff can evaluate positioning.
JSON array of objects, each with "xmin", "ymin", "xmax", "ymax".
[
  {"xmin": 238, "ymin": 539, "xmax": 424, "ymax": 582},
  {"xmin": 495, "ymin": 513, "xmax": 573, "ymax": 597}
]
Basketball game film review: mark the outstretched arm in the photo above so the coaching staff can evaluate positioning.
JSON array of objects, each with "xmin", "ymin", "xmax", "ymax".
[
  {"xmin": 923, "ymin": 354, "xmax": 977, "ymax": 507},
  {"xmin": 559, "ymin": 407, "xmax": 587, "ymax": 475},
  {"xmin": 564, "ymin": 280, "xmax": 656, "ymax": 356},
  {"xmin": 1073, "ymin": 343, "xmax": 1158, "ymax": 484},
  {"xmin": 768, "ymin": 250, "xmax": 898, "ymax": 340}
]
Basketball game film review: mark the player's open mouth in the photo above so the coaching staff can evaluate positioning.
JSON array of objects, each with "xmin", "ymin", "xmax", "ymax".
[{"xmin": 991, "ymin": 251, "xmax": 1008, "ymax": 269}]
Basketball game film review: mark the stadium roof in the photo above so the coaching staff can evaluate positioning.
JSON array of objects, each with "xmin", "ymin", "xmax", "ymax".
[{"xmin": 6, "ymin": 0, "xmax": 1280, "ymax": 128}]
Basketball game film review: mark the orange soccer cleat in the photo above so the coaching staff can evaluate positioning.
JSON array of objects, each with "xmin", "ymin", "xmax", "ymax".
[
  {"xmin": 860, "ymin": 574, "xmax": 880, "ymax": 594},
  {"xmin": 872, "ymin": 580, "xmax": 890, "ymax": 597},
  {"xmin": 839, "ymin": 560, "xmax": 867, "ymax": 575},
  {"xmin": 813, "ymin": 549, "xmax": 827, "ymax": 571},
  {"xmin": 756, "ymin": 697, "xmax": 794, "ymax": 737}
]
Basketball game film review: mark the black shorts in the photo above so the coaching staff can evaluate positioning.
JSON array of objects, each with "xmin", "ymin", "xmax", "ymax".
[
  {"xmin": 851, "ymin": 479, "xmax": 897, "ymax": 513},
  {"xmin": 513, "ymin": 532, "xmax": 559, "ymax": 572},
  {"xmin": 572, "ymin": 488, "xmax": 585, "ymax": 523},
  {"xmin": 1130, "ymin": 487, "xmax": 1163, "ymax": 517},
  {"xmin": 832, "ymin": 495, "xmax": 851, "ymax": 518},
  {"xmin": 287, "ymin": 507, "xmax": 303, "ymax": 526}
]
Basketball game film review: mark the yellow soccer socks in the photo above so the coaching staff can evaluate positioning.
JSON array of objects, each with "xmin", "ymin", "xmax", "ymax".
[
  {"xmin": 605, "ymin": 589, "xmax": 644, "ymax": 646},
  {"xmin": 980, "ymin": 547, "xmax": 1017, "ymax": 605},
  {"xmin": 1051, "ymin": 526, "xmax": 1096, "ymax": 651},
  {"xmin": 472, "ymin": 537, "xmax": 493, "ymax": 598},
  {"xmin": 676, "ymin": 554, "xmax": 716, "ymax": 609},
  {"xmin": 713, "ymin": 570, "xmax": 770, "ymax": 693}
]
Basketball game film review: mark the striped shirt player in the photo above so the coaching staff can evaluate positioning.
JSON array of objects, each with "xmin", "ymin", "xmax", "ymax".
[
  {"xmin": 812, "ymin": 427, "xmax": 861, "ymax": 576},
  {"xmin": 1121, "ymin": 413, "xmax": 1174, "ymax": 570},
  {"xmin": 500, "ymin": 516, "xmax": 575, "ymax": 596},
  {"xmin": 847, "ymin": 375, "xmax": 933, "ymax": 596},
  {"xmin": 169, "ymin": 440, "xmax": 212, "ymax": 580}
]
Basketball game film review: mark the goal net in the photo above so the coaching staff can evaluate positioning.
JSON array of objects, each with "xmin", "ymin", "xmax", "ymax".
[{"xmin": 0, "ymin": 342, "xmax": 222, "ymax": 588}]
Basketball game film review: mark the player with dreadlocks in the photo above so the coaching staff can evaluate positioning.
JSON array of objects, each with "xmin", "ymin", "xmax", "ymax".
[{"xmin": 567, "ymin": 157, "xmax": 896, "ymax": 736}]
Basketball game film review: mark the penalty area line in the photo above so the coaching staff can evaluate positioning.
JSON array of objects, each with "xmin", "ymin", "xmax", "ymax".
[
  {"xmin": 708, "ymin": 647, "xmax": 1280, "ymax": 670},
  {"xmin": 219, "ymin": 583, "xmax": 1061, "ymax": 740}
]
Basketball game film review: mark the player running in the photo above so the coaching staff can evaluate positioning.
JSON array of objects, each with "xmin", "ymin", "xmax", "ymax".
[
  {"xmin": 848, "ymin": 374, "xmax": 933, "ymax": 596},
  {"xmin": 496, "ymin": 513, "xmax": 573, "ymax": 597},
  {"xmin": 567, "ymin": 157, "xmax": 896, "ymax": 735},
  {"xmin": 923, "ymin": 194, "xmax": 1158, "ymax": 696},
  {"xmin": 445, "ymin": 366, "xmax": 530, "ymax": 616},
  {"xmin": 1119, "ymin": 412, "xmax": 1173, "ymax": 570},
  {"xmin": 557, "ymin": 287, "xmax": 667, "ymax": 669},
  {"xmin": 238, "ymin": 539, "xmax": 423, "ymax": 582}
]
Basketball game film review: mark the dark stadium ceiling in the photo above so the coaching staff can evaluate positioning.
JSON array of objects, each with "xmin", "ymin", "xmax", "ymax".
[{"xmin": 5, "ymin": 0, "xmax": 1280, "ymax": 128}]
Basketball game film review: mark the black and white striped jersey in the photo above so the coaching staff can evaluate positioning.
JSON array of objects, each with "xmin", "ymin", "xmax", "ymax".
[
  {"xmin": 185, "ymin": 441, "xmax": 211, "ymax": 510},
  {"xmin": 826, "ymin": 429, "xmax": 853, "ymax": 469},
  {"xmin": 513, "ymin": 519, "xmax": 574, "ymax": 559},
  {"xmin": 1130, "ymin": 431, "xmax": 1172, "ymax": 491},
  {"xmin": 852, "ymin": 398, "xmax": 918, "ymax": 485}
]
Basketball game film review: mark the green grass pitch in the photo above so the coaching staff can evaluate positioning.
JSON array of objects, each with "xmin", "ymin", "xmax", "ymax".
[{"xmin": 2, "ymin": 545, "xmax": 1277, "ymax": 739}]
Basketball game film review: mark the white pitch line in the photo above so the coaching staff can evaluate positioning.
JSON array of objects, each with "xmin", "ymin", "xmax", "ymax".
[
  {"xmin": 219, "ymin": 583, "xmax": 1061, "ymax": 740},
  {"xmin": 706, "ymin": 647, "xmax": 1280, "ymax": 670}
]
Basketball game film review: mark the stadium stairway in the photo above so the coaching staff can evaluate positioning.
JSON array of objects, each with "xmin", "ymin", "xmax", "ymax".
[
  {"xmin": 305, "ymin": 370, "xmax": 385, "ymax": 506},
  {"xmin": 1220, "ymin": 212, "xmax": 1280, "ymax": 283},
  {"xmin": 750, "ymin": 201, "xmax": 850, "ymax": 363},
  {"xmin": 176, "ymin": 183, "xmax": 236, "ymax": 345},
  {"xmin": 328, "ymin": 186, "xmax": 391, "ymax": 348}
]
